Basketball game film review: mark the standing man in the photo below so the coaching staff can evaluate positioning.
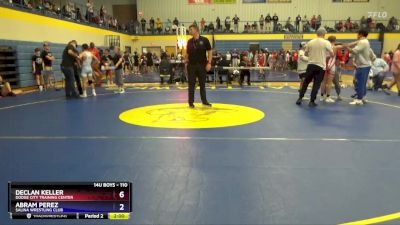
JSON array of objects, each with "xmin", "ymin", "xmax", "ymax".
[
  {"xmin": 272, "ymin": 13, "xmax": 279, "ymax": 32},
  {"xmin": 295, "ymin": 14, "xmax": 302, "ymax": 32},
  {"xmin": 265, "ymin": 13, "xmax": 272, "ymax": 33},
  {"xmin": 41, "ymin": 42, "xmax": 56, "ymax": 90},
  {"xmin": 233, "ymin": 14, "xmax": 240, "ymax": 33},
  {"xmin": 259, "ymin": 15, "xmax": 265, "ymax": 32},
  {"xmin": 296, "ymin": 28, "xmax": 334, "ymax": 107},
  {"xmin": 346, "ymin": 29, "xmax": 376, "ymax": 105},
  {"xmin": 140, "ymin": 17, "xmax": 146, "ymax": 34},
  {"xmin": 186, "ymin": 24, "xmax": 212, "ymax": 108},
  {"xmin": 61, "ymin": 40, "xmax": 80, "ymax": 99}
]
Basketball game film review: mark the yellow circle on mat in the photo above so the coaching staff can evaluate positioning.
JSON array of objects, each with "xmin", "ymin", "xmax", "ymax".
[{"xmin": 119, "ymin": 103, "xmax": 265, "ymax": 129}]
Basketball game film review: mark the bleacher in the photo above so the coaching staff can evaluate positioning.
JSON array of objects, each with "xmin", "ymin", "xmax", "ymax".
[{"xmin": 0, "ymin": 40, "xmax": 64, "ymax": 88}]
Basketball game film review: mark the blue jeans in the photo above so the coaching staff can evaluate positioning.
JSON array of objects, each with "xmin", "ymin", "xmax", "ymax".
[{"xmin": 355, "ymin": 67, "xmax": 371, "ymax": 100}]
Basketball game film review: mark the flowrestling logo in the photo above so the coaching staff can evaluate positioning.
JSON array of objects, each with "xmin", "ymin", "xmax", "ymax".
[{"xmin": 367, "ymin": 11, "xmax": 388, "ymax": 19}]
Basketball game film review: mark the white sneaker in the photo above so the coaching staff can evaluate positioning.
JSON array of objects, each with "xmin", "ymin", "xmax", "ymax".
[
  {"xmin": 320, "ymin": 96, "xmax": 326, "ymax": 102},
  {"xmin": 325, "ymin": 97, "xmax": 335, "ymax": 103},
  {"xmin": 349, "ymin": 99, "xmax": 363, "ymax": 105},
  {"xmin": 92, "ymin": 90, "xmax": 97, "ymax": 96},
  {"xmin": 119, "ymin": 88, "xmax": 125, "ymax": 94},
  {"xmin": 39, "ymin": 85, "xmax": 43, "ymax": 92},
  {"xmin": 362, "ymin": 98, "xmax": 368, "ymax": 104}
]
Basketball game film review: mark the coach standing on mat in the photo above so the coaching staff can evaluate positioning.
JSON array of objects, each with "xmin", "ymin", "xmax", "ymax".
[
  {"xmin": 296, "ymin": 28, "xmax": 334, "ymax": 107},
  {"xmin": 61, "ymin": 40, "xmax": 80, "ymax": 99},
  {"xmin": 186, "ymin": 24, "xmax": 212, "ymax": 108}
]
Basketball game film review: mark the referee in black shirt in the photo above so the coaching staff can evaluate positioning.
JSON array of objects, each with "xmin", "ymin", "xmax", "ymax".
[{"xmin": 186, "ymin": 24, "xmax": 212, "ymax": 108}]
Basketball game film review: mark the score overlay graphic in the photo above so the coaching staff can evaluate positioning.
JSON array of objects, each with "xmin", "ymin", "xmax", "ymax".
[{"xmin": 8, "ymin": 182, "xmax": 132, "ymax": 220}]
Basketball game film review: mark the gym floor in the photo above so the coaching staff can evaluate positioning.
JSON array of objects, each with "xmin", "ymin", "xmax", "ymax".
[{"xmin": 1, "ymin": 80, "xmax": 400, "ymax": 225}]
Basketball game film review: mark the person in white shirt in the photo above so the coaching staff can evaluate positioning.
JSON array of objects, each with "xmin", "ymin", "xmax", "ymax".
[
  {"xmin": 297, "ymin": 42, "xmax": 308, "ymax": 91},
  {"xmin": 346, "ymin": 29, "xmax": 376, "ymax": 105},
  {"xmin": 296, "ymin": 28, "xmax": 334, "ymax": 107}
]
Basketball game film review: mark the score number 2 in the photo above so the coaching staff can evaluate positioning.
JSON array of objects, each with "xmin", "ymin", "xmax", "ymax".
[{"xmin": 119, "ymin": 191, "xmax": 124, "ymax": 210}]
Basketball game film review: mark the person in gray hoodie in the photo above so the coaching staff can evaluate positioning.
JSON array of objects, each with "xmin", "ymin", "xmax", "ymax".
[{"xmin": 346, "ymin": 29, "xmax": 376, "ymax": 105}]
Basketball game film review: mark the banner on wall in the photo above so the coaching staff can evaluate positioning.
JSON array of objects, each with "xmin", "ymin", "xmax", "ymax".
[
  {"xmin": 214, "ymin": 0, "xmax": 237, "ymax": 3},
  {"xmin": 242, "ymin": 0, "xmax": 266, "ymax": 3},
  {"xmin": 188, "ymin": 0, "xmax": 212, "ymax": 4}
]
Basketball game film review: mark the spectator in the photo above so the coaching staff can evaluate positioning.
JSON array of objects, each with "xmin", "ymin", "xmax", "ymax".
[
  {"xmin": 123, "ymin": 51, "xmax": 132, "ymax": 75},
  {"xmin": 100, "ymin": 5, "xmax": 106, "ymax": 21},
  {"xmin": 112, "ymin": 47, "xmax": 125, "ymax": 94},
  {"xmin": 302, "ymin": 15, "xmax": 308, "ymax": 32},
  {"xmin": 159, "ymin": 55, "xmax": 172, "ymax": 84},
  {"xmin": 387, "ymin": 17, "xmax": 399, "ymax": 31},
  {"xmin": 233, "ymin": 14, "xmax": 240, "ymax": 33},
  {"xmin": 259, "ymin": 15, "xmax": 264, "ymax": 32},
  {"xmin": 165, "ymin": 19, "xmax": 172, "ymax": 33},
  {"xmin": 244, "ymin": 22, "xmax": 250, "ymax": 33},
  {"xmin": 41, "ymin": 42, "xmax": 55, "ymax": 90},
  {"xmin": 316, "ymin": 15, "xmax": 322, "ymax": 30},
  {"xmin": 146, "ymin": 51, "xmax": 154, "ymax": 72},
  {"xmin": 200, "ymin": 18, "xmax": 206, "ymax": 33},
  {"xmin": 265, "ymin": 13, "xmax": 272, "ymax": 33},
  {"xmin": 216, "ymin": 17, "xmax": 221, "ymax": 31},
  {"xmin": 140, "ymin": 17, "xmax": 146, "ymax": 34},
  {"xmin": 295, "ymin": 14, "xmax": 301, "ymax": 32},
  {"xmin": 285, "ymin": 17, "xmax": 294, "ymax": 32},
  {"xmin": 208, "ymin": 22, "xmax": 215, "ymax": 33},
  {"xmin": 272, "ymin": 13, "xmax": 279, "ymax": 32},
  {"xmin": 172, "ymin": 23, "xmax": 178, "ymax": 33},
  {"xmin": 0, "ymin": 75, "xmax": 17, "ymax": 98},
  {"xmin": 101, "ymin": 49, "xmax": 113, "ymax": 85},
  {"xmin": 85, "ymin": 0, "xmax": 94, "ymax": 22},
  {"xmin": 70, "ymin": 1, "xmax": 76, "ymax": 19},
  {"xmin": 173, "ymin": 17, "xmax": 179, "ymax": 26},
  {"xmin": 360, "ymin": 16, "xmax": 367, "ymax": 30},
  {"xmin": 133, "ymin": 51, "xmax": 140, "ymax": 75},
  {"xmin": 76, "ymin": 7, "xmax": 83, "ymax": 21},
  {"xmin": 384, "ymin": 44, "xmax": 400, "ymax": 96},
  {"xmin": 345, "ymin": 17, "xmax": 353, "ymax": 31},
  {"xmin": 128, "ymin": 19, "xmax": 135, "ymax": 33},
  {"xmin": 239, "ymin": 55, "xmax": 251, "ymax": 86},
  {"xmin": 311, "ymin": 15, "xmax": 317, "ymax": 30},
  {"xmin": 149, "ymin": 17, "xmax": 155, "ymax": 34},
  {"xmin": 251, "ymin": 21, "xmax": 257, "ymax": 32},
  {"xmin": 225, "ymin": 16, "xmax": 231, "ymax": 32},
  {"xmin": 366, "ymin": 16, "xmax": 373, "ymax": 31},
  {"xmin": 32, "ymin": 48, "xmax": 44, "ymax": 91},
  {"xmin": 156, "ymin": 18, "xmax": 163, "ymax": 34},
  {"xmin": 336, "ymin": 20, "xmax": 345, "ymax": 32}
]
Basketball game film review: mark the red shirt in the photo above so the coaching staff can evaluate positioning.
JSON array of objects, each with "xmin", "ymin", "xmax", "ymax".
[
  {"xmin": 89, "ymin": 47, "xmax": 100, "ymax": 60},
  {"xmin": 258, "ymin": 54, "xmax": 265, "ymax": 66},
  {"xmin": 293, "ymin": 52, "xmax": 299, "ymax": 61}
]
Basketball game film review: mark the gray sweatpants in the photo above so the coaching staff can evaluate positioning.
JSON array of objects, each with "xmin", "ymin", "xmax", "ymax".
[
  {"xmin": 115, "ymin": 69, "xmax": 124, "ymax": 87},
  {"xmin": 333, "ymin": 68, "xmax": 341, "ymax": 96}
]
